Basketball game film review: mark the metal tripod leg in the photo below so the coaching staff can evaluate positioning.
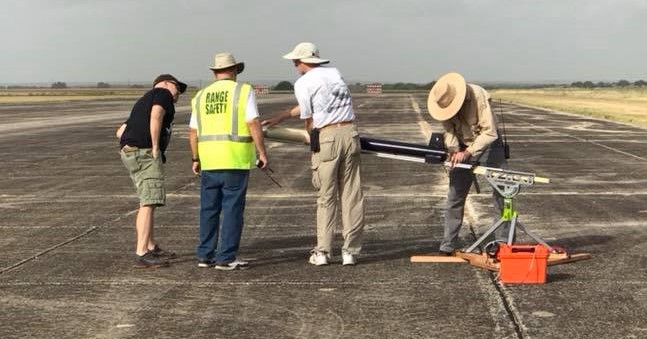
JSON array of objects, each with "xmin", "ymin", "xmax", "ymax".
[
  {"xmin": 464, "ymin": 218, "xmax": 507, "ymax": 253},
  {"xmin": 515, "ymin": 222, "xmax": 554, "ymax": 252},
  {"xmin": 507, "ymin": 214, "xmax": 517, "ymax": 244}
]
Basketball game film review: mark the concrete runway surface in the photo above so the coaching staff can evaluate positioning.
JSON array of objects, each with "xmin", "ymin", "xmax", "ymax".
[{"xmin": 1, "ymin": 93, "xmax": 646, "ymax": 339}]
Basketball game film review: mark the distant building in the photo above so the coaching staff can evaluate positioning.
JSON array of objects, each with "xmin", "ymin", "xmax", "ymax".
[
  {"xmin": 366, "ymin": 83, "xmax": 383, "ymax": 95},
  {"xmin": 253, "ymin": 84, "xmax": 270, "ymax": 96}
]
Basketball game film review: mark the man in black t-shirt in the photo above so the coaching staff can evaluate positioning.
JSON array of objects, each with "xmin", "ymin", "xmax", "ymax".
[{"xmin": 118, "ymin": 74, "xmax": 187, "ymax": 268}]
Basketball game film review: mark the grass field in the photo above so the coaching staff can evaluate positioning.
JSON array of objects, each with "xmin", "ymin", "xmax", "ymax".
[
  {"xmin": 3, "ymin": 86, "xmax": 646, "ymax": 128},
  {"xmin": 0, "ymin": 88, "xmax": 148, "ymax": 103},
  {"xmin": 491, "ymin": 87, "xmax": 647, "ymax": 126},
  {"xmin": 0, "ymin": 87, "xmax": 204, "ymax": 104}
]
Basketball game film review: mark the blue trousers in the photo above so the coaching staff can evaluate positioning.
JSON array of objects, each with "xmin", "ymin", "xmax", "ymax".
[{"xmin": 196, "ymin": 170, "xmax": 249, "ymax": 264}]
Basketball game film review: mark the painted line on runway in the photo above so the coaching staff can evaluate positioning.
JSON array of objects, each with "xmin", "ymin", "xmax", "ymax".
[
  {"xmin": 505, "ymin": 107, "xmax": 647, "ymax": 161},
  {"xmin": 409, "ymin": 94, "xmax": 421, "ymax": 114},
  {"xmin": 408, "ymin": 94, "xmax": 434, "ymax": 138},
  {"xmin": 505, "ymin": 101, "xmax": 647, "ymax": 130}
]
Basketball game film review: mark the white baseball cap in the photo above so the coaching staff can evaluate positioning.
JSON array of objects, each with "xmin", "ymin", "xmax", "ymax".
[{"xmin": 282, "ymin": 42, "xmax": 330, "ymax": 64}]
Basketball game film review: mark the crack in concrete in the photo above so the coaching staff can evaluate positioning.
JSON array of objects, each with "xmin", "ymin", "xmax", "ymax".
[{"xmin": 0, "ymin": 181, "xmax": 197, "ymax": 275}]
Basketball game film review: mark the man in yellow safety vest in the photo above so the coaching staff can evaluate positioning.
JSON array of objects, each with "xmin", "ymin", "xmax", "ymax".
[{"xmin": 189, "ymin": 52, "xmax": 268, "ymax": 270}]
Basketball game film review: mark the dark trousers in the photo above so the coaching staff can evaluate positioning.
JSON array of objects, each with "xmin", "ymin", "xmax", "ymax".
[{"xmin": 440, "ymin": 138, "xmax": 508, "ymax": 252}]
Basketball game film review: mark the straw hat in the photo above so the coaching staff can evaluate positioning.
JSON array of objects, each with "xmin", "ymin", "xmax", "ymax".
[
  {"xmin": 209, "ymin": 52, "xmax": 245, "ymax": 74},
  {"xmin": 282, "ymin": 42, "xmax": 330, "ymax": 64},
  {"xmin": 427, "ymin": 72, "xmax": 467, "ymax": 121}
]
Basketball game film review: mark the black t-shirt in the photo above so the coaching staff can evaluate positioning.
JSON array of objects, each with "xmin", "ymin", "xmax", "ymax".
[{"xmin": 120, "ymin": 88, "xmax": 175, "ymax": 157}]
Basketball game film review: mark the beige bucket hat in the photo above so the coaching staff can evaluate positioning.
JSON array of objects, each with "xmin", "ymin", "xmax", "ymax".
[
  {"xmin": 282, "ymin": 42, "xmax": 330, "ymax": 64},
  {"xmin": 209, "ymin": 52, "xmax": 245, "ymax": 74},
  {"xmin": 427, "ymin": 72, "xmax": 467, "ymax": 121}
]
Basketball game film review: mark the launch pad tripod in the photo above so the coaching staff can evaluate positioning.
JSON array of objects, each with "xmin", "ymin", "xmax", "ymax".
[
  {"xmin": 463, "ymin": 165, "xmax": 553, "ymax": 253},
  {"xmin": 411, "ymin": 164, "xmax": 590, "ymax": 270}
]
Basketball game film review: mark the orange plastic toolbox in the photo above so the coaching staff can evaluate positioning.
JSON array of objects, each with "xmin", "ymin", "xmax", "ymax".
[{"xmin": 497, "ymin": 244, "xmax": 549, "ymax": 284}]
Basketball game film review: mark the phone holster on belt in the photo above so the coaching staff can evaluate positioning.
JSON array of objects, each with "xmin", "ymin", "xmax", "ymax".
[{"xmin": 310, "ymin": 128, "xmax": 320, "ymax": 152}]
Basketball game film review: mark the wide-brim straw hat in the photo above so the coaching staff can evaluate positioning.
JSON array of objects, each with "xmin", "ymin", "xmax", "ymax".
[
  {"xmin": 282, "ymin": 42, "xmax": 330, "ymax": 64},
  {"xmin": 427, "ymin": 72, "xmax": 467, "ymax": 121},
  {"xmin": 209, "ymin": 52, "xmax": 245, "ymax": 74}
]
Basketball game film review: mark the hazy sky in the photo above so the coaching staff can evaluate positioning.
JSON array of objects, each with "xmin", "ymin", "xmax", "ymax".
[{"xmin": 1, "ymin": 0, "xmax": 646, "ymax": 85}]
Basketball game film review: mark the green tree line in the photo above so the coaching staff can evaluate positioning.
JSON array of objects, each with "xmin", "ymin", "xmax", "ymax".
[{"xmin": 571, "ymin": 80, "xmax": 647, "ymax": 88}]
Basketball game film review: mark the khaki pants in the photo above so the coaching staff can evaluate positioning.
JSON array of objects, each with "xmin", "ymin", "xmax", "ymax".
[{"xmin": 311, "ymin": 124, "xmax": 365, "ymax": 255}]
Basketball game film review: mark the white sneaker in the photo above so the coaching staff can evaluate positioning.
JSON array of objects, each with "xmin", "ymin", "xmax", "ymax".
[
  {"xmin": 308, "ymin": 251, "xmax": 329, "ymax": 266},
  {"xmin": 342, "ymin": 251, "xmax": 357, "ymax": 266},
  {"xmin": 215, "ymin": 259, "xmax": 249, "ymax": 271}
]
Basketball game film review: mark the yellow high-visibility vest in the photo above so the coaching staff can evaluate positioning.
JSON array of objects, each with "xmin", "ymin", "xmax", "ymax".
[{"xmin": 192, "ymin": 80, "xmax": 255, "ymax": 170}]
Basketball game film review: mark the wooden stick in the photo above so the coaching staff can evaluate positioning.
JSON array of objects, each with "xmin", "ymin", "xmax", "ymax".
[
  {"xmin": 547, "ymin": 253, "xmax": 592, "ymax": 266},
  {"xmin": 410, "ymin": 254, "xmax": 467, "ymax": 263}
]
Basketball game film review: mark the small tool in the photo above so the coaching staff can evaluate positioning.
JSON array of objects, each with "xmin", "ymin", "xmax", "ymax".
[{"xmin": 256, "ymin": 160, "xmax": 282, "ymax": 188}]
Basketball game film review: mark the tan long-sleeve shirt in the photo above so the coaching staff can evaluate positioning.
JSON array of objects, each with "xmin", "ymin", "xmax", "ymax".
[{"xmin": 441, "ymin": 84, "xmax": 498, "ymax": 159}]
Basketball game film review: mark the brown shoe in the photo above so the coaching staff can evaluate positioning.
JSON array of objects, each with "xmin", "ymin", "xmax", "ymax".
[{"xmin": 134, "ymin": 252, "xmax": 170, "ymax": 268}]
